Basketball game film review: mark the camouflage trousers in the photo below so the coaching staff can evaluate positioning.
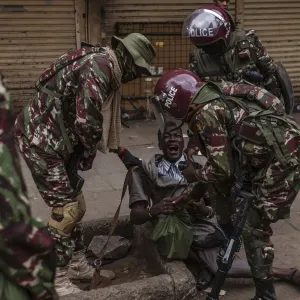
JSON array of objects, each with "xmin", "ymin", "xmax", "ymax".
[
  {"xmin": 210, "ymin": 183, "xmax": 274, "ymax": 279},
  {"xmin": 242, "ymin": 208, "xmax": 274, "ymax": 279},
  {"xmin": 15, "ymin": 134, "xmax": 84, "ymax": 267},
  {"xmin": 208, "ymin": 183, "xmax": 233, "ymax": 225},
  {"xmin": 48, "ymin": 223, "xmax": 85, "ymax": 267}
]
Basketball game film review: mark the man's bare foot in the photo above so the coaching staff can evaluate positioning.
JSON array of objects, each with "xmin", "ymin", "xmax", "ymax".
[
  {"xmin": 273, "ymin": 267, "xmax": 300, "ymax": 286},
  {"xmin": 288, "ymin": 268, "xmax": 300, "ymax": 286}
]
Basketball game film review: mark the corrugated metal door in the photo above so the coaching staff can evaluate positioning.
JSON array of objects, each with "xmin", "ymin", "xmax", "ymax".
[
  {"xmin": 103, "ymin": 0, "xmax": 236, "ymax": 41},
  {"xmin": 0, "ymin": 0, "xmax": 78, "ymax": 111},
  {"xmin": 244, "ymin": 0, "xmax": 300, "ymax": 99},
  {"xmin": 102, "ymin": 0, "xmax": 236, "ymax": 109}
]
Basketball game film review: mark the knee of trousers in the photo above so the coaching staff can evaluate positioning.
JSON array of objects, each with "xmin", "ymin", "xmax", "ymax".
[
  {"xmin": 243, "ymin": 225, "xmax": 275, "ymax": 279},
  {"xmin": 48, "ymin": 192, "xmax": 86, "ymax": 236}
]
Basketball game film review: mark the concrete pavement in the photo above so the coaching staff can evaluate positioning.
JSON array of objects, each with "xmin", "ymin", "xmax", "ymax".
[
  {"xmin": 21, "ymin": 119, "xmax": 300, "ymax": 300},
  {"xmin": 24, "ymin": 119, "xmax": 162, "ymax": 221}
]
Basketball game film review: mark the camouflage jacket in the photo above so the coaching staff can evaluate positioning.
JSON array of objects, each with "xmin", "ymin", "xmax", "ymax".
[
  {"xmin": 0, "ymin": 75, "xmax": 56, "ymax": 299},
  {"xmin": 189, "ymin": 29, "xmax": 276, "ymax": 81},
  {"xmin": 187, "ymin": 82, "xmax": 300, "ymax": 221},
  {"xmin": 15, "ymin": 47, "xmax": 122, "ymax": 158}
]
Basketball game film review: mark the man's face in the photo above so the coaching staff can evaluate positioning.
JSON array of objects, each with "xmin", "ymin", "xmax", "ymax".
[
  {"xmin": 159, "ymin": 128, "xmax": 184, "ymax": 162},
  {"xmin": 214, "ymin": 0, "xmax": 230, "ymax": 9}
]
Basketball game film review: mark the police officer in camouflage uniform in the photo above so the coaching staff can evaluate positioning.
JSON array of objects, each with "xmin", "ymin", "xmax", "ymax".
[
  {"xmin": 0, "ymin": 73, "xmax": 57, "ymax": 299},
  {"xmin": 185, "ymin": 6, "xmax": 282, "ymax": 105},
  {"xmin": 14, "ymin": 33, "xmax": 156, "ymax": 296},
  {"xmin": 151, "ymin": 69, "xmax": 300, "ymax": 300}
]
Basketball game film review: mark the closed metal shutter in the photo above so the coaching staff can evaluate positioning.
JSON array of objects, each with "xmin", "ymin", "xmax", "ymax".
[
  {"xmin": 244, "ymin": 0, "xmax": 300, "ymax": 99},
  {"xmin": 102, "ymin": 0, "xmax": 236, "ymax": 109},
  {"xmin": 103, "ymin": 0, "xmax": 236, "ymax": 41},
  {"xmin": 0, "ymin": 0, "xmax": 78, "ymax": 111}
]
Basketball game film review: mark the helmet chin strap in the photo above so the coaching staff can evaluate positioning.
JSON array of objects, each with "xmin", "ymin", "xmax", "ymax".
[
  {"xmin": 165, "ymin": 120, "xmax": 184, "ymax": 135},
  {"xmin": 158, "ymin": 118, "xmax": 184, "ymax": 147},
  {"xmin": 151, "ymin": 94, "xmax": 184, "ymax": 138}
]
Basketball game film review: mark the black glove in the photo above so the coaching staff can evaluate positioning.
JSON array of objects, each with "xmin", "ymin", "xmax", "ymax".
[
  {"xmin": 77, "ymin": 147, "xmax": 97, "ymax": 171},
  {"xmin": 117, "ymin": 148, "xmax": 142, "ymax": 170}
]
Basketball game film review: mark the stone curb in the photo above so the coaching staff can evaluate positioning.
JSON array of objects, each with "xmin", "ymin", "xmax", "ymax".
[
  {"xmin": 165, "ymin": 261, "xmax": 198, "ymax": 300},
  {"xmin": 62, "ymin": 216, "xmax": 198, "ymax": 300},
  {"xmin": 62, "ymin": 274, "xmax": 174, "ymax": 300},
  {"xmin": 62, "ymin": 262, "xmax": 197, "ymax": 300}
]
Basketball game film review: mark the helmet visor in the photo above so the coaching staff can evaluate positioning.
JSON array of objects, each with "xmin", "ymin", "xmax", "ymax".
[{"xmin": 182, "ymin": 9, "xmax": 227, "ymax": 39}]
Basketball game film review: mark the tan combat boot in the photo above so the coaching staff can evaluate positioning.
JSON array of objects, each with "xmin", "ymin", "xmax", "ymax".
[
  {"xmin": 55, "ymin": 266, "xmax": 81, "ymax": 296},
  {"xmin": 67, "ymin": 250, "xmax": 95, "ymax": 281}
]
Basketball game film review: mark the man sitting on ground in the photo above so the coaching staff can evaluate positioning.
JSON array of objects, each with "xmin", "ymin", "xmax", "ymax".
[{"xmin": 126, "ymin": 121, "xmax": 300, "ymax": 288}]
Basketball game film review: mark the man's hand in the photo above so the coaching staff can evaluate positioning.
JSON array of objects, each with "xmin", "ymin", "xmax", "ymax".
[
  {"xmin": 78, "ymin": 150, "xmax": 96, "ymax": 171},
  {"xmin": 181, "ymin": 161, "xmax": 198, "ymax": 183},
  {"xmin": 186, "ymin": 198, "xmax": 210, "ymax": 217},
  {"xmin": 182, "ymin": 147, "xmax": 201, "ymax": 183},
  {"xmin": 185, "ymin": 136, "xmax": 199, "ymax": 157},
  {"xmin": 171, "ymin": 194, "xmax": 191, "ymax": 207},
  {"xmin": 150, "ymin": 197, "xmax": 175, "ymax": 216},
  {"xmin": 110, "ymin": 147, "xmax": 141, "ymax": 170}
]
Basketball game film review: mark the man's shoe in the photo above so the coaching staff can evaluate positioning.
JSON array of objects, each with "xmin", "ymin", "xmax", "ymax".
[
  {"xmin": 67, "ymin": 250, "xmax": 95, "ymax": 281},
  {"xmin": 55, "ymin": 266, "xmax": 81, "ymax": 296}
]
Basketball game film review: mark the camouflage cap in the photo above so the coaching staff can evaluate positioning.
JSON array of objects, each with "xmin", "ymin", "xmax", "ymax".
[{"xmin": 111, "ymin": 33, "xmax": 156, "ymax": 76}]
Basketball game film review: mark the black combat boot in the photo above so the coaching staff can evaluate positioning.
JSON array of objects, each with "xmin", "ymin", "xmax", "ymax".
[{"xmin": 250, "ymin": 277, "xmax": 277, "ymax": 300}]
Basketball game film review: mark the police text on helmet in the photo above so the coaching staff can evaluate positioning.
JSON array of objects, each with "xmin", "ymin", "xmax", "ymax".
[
  {"xmin": 164, "ymin": 87, "xmax": 178, "ymax": 108},
  {"xmin": 188, "ymin": 28, "xmax": 215, "ymax": 38}
]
